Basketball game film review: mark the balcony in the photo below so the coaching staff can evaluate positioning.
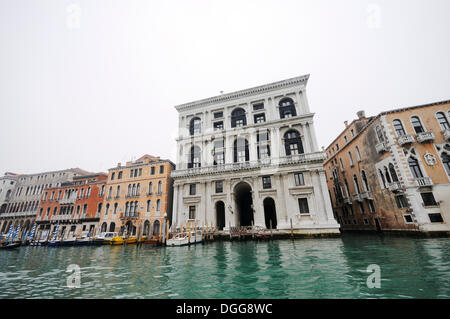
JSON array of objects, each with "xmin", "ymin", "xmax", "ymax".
[
  {"xmin": 443, "ymin": 129, "xmax": 450, "ymax": 141},
  {"xmin": 388, "ymin": 181, "xmax": 402, "ymax": 192},
  {"xmin": 398, "ymin": 134, "xmax": 415, "ymax": 146},
  {"xmin": 59, "ymin": 197, "xmax": 76, "ymax": 205},
  {"xmin": 361, "ymin": 191, "xmax": 373, "ymax": 200},
  {"xmin": 375, "ymin": 142, "xmax": 389, "ymax": 154},
  {"xmin": 120, "ymin": 213, "xmax": 139, "ymax": 220},
  {"xmin": 114, "ymin": 195, "xmax": 120, "ymax": 199},
  {"xmin": 343, "ymin": 197, "xmax": 352, "ymax": 205},
  {"xmin": 352, "ymin": 193, "xmax": 363, "ymax": 202},
  {"xmin": 171, "ymin": 152, "xmax": 327, "ymax": 178},
  {"xmin": 416, "ymin": 131, "xmax": 435, "ymax": 143},
  {"xmin": 415, "ymin": 177, "xmax": 433, "ymax": 187},
  {"xmin": 126, "ymin": 194, "xmax": 140, "ymax": 199}
]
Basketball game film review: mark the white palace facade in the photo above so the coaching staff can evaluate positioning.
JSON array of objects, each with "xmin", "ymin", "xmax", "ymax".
[{"xmin": 171, "ymin": 75, "xmax": 340, "ymax": 235}]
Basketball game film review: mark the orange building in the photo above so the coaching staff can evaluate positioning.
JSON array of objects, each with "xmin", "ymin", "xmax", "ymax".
[
  {"xmin": 99, "ymin": 155, "xmax": 175, "ymax": 239},
  {"xmin": 324, "ymin": 100, "xmax": 450, "ymax": 234},
  {"xmin": 35, "ymin": 173, "xmax": 107, "ymax": 240}
]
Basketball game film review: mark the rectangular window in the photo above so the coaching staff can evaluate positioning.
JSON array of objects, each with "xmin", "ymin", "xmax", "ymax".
[
  {"xmin": 359, "ymin": 202, "xmax": 365, "ymax": 215},
  {"xmin": 254, "ymin": 113, "xmax": 266, "ymax": 124},
  {"xmin": 189, "ymin": 184, "xmax": 196, "ymax": 195},
  {"xmin": 421, "ymin": 192, "xmax": 437, "ymax": 206},
  {"xmin": 159, "ymin": 165, "xmax": 164, "ymax": 174},
  {"xmin": 395, "ymin": 195, "xmax": 407, "ymax": 209},
  {"xmin": 298, "ymin": 198, "xmax": 310, "ymax": 215},
  {"xmin": 429, "ymin": 213, "xmax": 444, "ymax": 223},
  {"xmin": 403, "ymin": 214, "xmax": 414, "ymax": 223},
  {"xmin": 151, "ymin": 167, "xmax": 155, "ymax": 175},
  {"xmin": 368, "ymin": 200, "xmax": 375, "ymax": 213},
  {"xmin": 189, "ymin": 206, "xmax": 196, "ymax": 219},
  {"xmin": 139, "ymin": 168, "xmax": 142, "ymax": 176},
  {"xmin": 214, "ymin": 111, "xmax": 223, "ymax": 119},
  {"xmin": 262, "ymin": 176, "xmax": 271, "ymax": 189},
  {"xmin": 215, "ymin": 181, "xmax": 223, "ymax": 193},
  {"xmin": 294, "ymin": 172, "xmax": 305, "ymax": 186},
  {"xmin": 253, "ymin": 103, "xmax": 264, "ymax": 111},
  {"xmin": 214, "ymin": 121, "xmax": 224, "ymax": 131}
]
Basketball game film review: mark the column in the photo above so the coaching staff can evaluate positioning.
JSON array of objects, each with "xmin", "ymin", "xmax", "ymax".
[
  {"xmin": 301, "ymin": 123, "xmax": 312, "ymax": 154},
  {"xmin": 249, "ymin": 130, "xmax": 257, "ymax": 162},
  {"xmin": 308, "ymin": 122, "xmax": 319, "ymax": 152}
]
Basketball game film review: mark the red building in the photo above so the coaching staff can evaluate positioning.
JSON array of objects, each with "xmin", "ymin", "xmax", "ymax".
[{"xmin": 35, "ymin": 173, "xmax": 107, "ymax": 240}]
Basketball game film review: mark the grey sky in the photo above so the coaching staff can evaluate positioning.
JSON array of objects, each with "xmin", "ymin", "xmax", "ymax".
[{"xmin": 1, "ymin": 0, "xmax": 449, "ymax": 175}]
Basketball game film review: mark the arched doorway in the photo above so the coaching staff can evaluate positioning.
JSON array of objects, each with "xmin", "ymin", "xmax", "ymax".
[
  {"xmin": 109, "ymin": 222, "xmax": 115, "ymax": 232},
  {"xmin": 153, "ymin": 220, "xmax": 161, "ymax": 236},
  {"xmin": 143, "ymin": 220, "xmax": 150, "ymax": 236},
  {"xmin": 101, "ymin": 222, "xmax": 107, "ymax": 232},
  {"xmin": 234, "ymin": 182, "xmax": 253, "ymax": 227},
  {"xmin": 124, "ymin": 221, "xmax": 136, "ymax": 236},
  {"xmin": 263, "ymin": 197, "xmax": 277, "ymax": 229},
  {"xmin": 216, "ymin": 201, "xmax": 225, "ymax": 230}
]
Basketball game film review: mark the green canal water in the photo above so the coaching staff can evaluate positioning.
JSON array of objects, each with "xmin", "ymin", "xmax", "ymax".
[{"xmin": 0, "ymin": 234, "xmax": 449, "ymax": 299}]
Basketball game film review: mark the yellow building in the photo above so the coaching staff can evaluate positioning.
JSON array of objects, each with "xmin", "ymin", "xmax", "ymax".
[{"xmin": 99, "ymin": 155, "xmax": 175, "ymax": 239}]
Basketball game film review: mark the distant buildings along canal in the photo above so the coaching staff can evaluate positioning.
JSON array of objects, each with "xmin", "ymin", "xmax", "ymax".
[
  {"xmin": 324, "ymin": 100, "xmax": 450, "ymax": 234},
  {"xmin": 171, "ymin": 75, "xmax": 340, "ymax": 234}
]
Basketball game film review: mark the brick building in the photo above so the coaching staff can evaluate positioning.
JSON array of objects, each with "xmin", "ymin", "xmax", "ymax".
[
  {"xmin": 35, "ymin": 173, "xmax": 107, "ymax": 240},
  {"xmin": 324, "ymin": 100, "xmax": 450, "ymax": 234}
]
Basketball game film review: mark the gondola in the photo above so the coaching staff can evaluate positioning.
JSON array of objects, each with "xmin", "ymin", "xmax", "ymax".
[{"xmin": 0, "ymin": 242, "xmax": 20, "ymax": 249}]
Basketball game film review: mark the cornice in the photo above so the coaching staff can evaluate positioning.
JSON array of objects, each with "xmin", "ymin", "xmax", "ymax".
[{"xmin": 174, "ymin": 74, "xmax": 310, "ymax": 112}]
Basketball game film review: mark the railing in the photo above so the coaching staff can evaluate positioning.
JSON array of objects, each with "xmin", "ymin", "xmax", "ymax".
[
  {"xmin": 171, "ymin": 152, "xmax": 327, "ymax": 178},
  {"xmin": 120, "ymin": 213, "xmax": 139, "ymax": 219},
  {"xmin": 126, "ymin": 194, "xmax": 140, "ymax": 198},
  {"xmin": 59, "ymin": 197, "xmax": 76, "ymax": 205},
  {"xmin": 398, "ymin": 134, "xmax": 415, "ymax": 146},
  {"xmin": 415, "ymin": 177, "xmax": 433, "ymax": 187},
  {"xmin": 388, "ymin": 181, "xmax": 402, "ymax": 192},
  {"xmin": 360, "ymin": 191, "xmax": 373, "ymax": 200},
  {"xmin": 352, "ymin": 193, "xmax": 363, "ymax": 202},
  {"xmin": 443, "ymin": 129, "xmax": 450, "ymax": 141},
  {"xmin": 416, "ymin": 131, "xmax": 435, "ymax": 143},
  {"xmin": 343, "ymin": 197, "xmax": 352, "ymax": 205},
  {"xmin": 375, "ymin": 142, "xmax": 389, "ymax": 154}
]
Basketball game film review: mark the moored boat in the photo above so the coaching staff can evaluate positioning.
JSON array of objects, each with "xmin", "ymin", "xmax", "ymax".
[
  {"xmin": 166, "ymin": 230, "xmax": 202, "ymax": 247},
  {"xmin": 93, "ymin": 232, "xmax": 117, "ymax": 245}
]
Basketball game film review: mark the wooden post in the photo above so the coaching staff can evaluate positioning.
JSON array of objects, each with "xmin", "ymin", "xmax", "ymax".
[
  {"xmin": 251, "ymin": 220, "xmax": 255, "ymax": 240},
  {"xmin": 229, "ymin": 221, "xmax": 232, "ymax": 241},
  {"xmin": 290, "ymin": 218, "xmax": 293, "ymax": 239},
  {"xmin": 270, "ymin": 220, "xmax": 273, "ymax": 239}
]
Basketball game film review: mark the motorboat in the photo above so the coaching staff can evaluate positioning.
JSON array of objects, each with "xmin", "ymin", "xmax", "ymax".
[
  {"xmin": 48, "ymin": 240, "xmax": 61, "ymax": 247},
  {"xmin": 93, "ymin": 232, "xmax": 117, "ymax": 245},
  {"xmin": 144, "ymin": 237, "xmax": 161, "ymax": 246},
  {"xmin": 166, "ymin": 230, "xmax": 203, "ymax": 247},
  {"xmin": 0, "ymin": 242, "xmax": 20, "ymax": 249},
  {"xmin": 110, "ymin": 236, "xmax": 137, "ymax": 245},
  {"xmin": 74, "ymin": 231, "xmax": 92, "ymax": 245}
]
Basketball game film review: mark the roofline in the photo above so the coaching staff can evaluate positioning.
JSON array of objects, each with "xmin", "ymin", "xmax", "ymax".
[
  {"xmin": 174, "ymin": 74, "xmax": 310, "ymax": 112},
  {"xmin": 324, "ymin": 99, "xmax": 450, "ymax": 155},
  {"xmin": 108, "ymin": 159, "xmax": 176, "ymax": 171}
]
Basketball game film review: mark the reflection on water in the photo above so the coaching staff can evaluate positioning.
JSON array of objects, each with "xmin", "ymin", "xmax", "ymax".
[{"xmin": 0, "ymin": 235, "xmax": 449, "ymax": 299}]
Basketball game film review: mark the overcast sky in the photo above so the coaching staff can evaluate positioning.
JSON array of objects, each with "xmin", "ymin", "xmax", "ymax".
[{"xmin": 1, "ymin": 0, "xmax": 449, "ymax": 175}]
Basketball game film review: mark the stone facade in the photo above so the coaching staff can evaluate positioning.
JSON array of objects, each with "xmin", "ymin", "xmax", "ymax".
[
  {"xmin": 171, "ymin": 75, "xmax": 340, "ymax": 234},
  {"xmin": 0, "ymin": 173, "xmax": 19, "ymax": 215},
  {"xmin": 0, "ymin": 168, "xmax": 90, "ymax": 236},
  {"xmin": 325, "ymin": 100, "xmax": 450, "ymax": 234},
  {"xmin": 99, "ymin": 155, "xmax": 175, "ymax": 238}
]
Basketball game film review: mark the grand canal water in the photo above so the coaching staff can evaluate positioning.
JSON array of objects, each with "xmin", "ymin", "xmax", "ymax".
[{"xmin": 0, "ymin": 234, "xmax": 449, "ymax": 299}]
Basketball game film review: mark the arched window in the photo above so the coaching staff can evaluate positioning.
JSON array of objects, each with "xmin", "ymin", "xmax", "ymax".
[
  {"xmin": 234, "ymin": 138, "xmax": 249, "ymax": 162},
  {"xmin": 189, "ymin": 117, "xmax": 201, "ymax": 135},
  {"xmin": 411, "ymin": 116, "xmax": 424, "ymax": 133},
  {"xmin": 279, "ymin": 98, "xmax": 297, "ymax": 119},
  {"xmin": 348, "ymin": 151, "xmax": 354, "ymax": 166},
  {"xmin": 143, "ymin": 220, "xmax": 150, "ymax": 236},
  {"xmin": 113, "ymin": 203, "xmax": 118, "ymax": 214},
  {"xmin": 127, "ymin": 184, "xmax": 131, "ymax": 196},
  {"xmin": 442, "ymin": 152, "xmax": 450, "ymax": 176},
  {"xmin": 344, "ymin": 179, "xmax": 350, "ymax": 197},
  {"xmin": 361, "ymin": 170, "xmax": 369, "ymax": 192},
  {"xmin": 353, "ymin": 175, "xmax": 361, "ymax": 194},
  {"xmin": 408, "ymin": 156, "xmax": 423, "ymax": 178},
  {"xmin": 147, "ymin": 200, "xmax": 151, "ymax": 212},
  {"xmin": 109, "ymin": 222, "xmax": 115, "ymax": 232},
  {"xmin": 157, "ymin": 181, "xmax": 162, "ymax": 194},
  {"xmin": 105, "ymin": 203, "xmax": 110, "ymax": 215},
  {"xmin": 284, "ymin": 130, "xmax": 304, "ymax": 156},
  {"xmin": 436, "ymin": 112, "xmax": 450, "ymax": 130},
  {"xmin": 231, "ymin": 108, "xmax": 247, "ymax": 128},
  {"xmin": 156, "ymin": 199, "xmax": 161, "ymax": 211},
  {"xmin": 134, "ymin": 201, "xmax": 138, "ymax": 215},
  {"xmin": 379, "ymin": 169, "xmax": 386, "ymax": 188},
  {"xmin": 384, "ymin": 166, "xmax": 392, "ymax": 183},
  {"xmin": 148, "ymin": 182, "xmax": 153, "ymax": 194},
  {"xmin": 393, "ymin": 119, "xmax": 406, "ymax": 136},
  {"xmin": 136, "ymin": 184, "xmax": 140, "ymax": 196},
  {"xmin": 389, "ymin": 163, "xmax": 399, "ymax": 182},
  {"xmin": 116, "ymin": 185, "xmax": 120, "ymax": 197},
  {"xmin": 355, "ymin": 146, "xmax": 361, "ymax": 161},
  {"xmin": 125, "ymin": 202, "xmax": 129, "ymax": 216},
  {"xmin": 188, "ymin": 146, "xmax": 201, "ymax": 168}
]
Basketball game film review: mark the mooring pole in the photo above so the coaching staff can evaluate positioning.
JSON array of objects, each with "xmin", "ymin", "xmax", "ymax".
[{"xmin": 290, "ymin": 218, "xmax": 293, "ymax": 239}]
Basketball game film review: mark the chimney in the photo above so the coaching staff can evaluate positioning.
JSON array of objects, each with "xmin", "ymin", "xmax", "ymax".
[
  {"xmin": 344, "ymin": 120, "xmax": 348, "ymax": 127},
  {"xmin": 357, "ymin": 110, "xmax": 366, "ymax": 119}
]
